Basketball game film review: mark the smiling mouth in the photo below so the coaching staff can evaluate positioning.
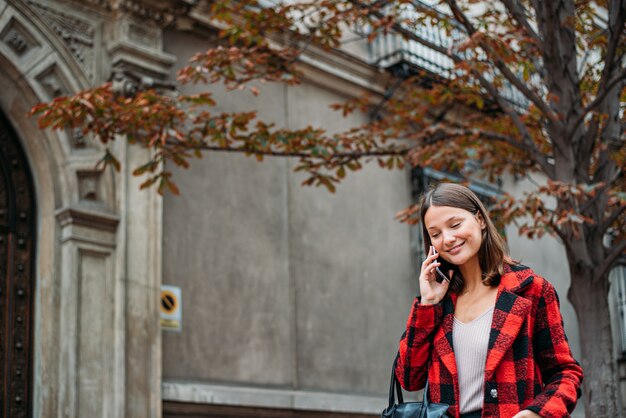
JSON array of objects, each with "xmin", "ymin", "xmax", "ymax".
[{"xmin": 447, "ymin": 242, "xmax": 465, "ymax": 254}]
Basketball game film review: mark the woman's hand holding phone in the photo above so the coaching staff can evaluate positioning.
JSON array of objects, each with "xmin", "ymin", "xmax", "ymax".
[{"xmin": 419, "ymin": 246, "xmax": 452, "ymax": 305}]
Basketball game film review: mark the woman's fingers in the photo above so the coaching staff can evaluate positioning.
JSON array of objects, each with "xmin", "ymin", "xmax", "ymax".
[
  {"xmin": 420, "ymin": 253, "xmax": 439, "ymax": 270},
  {"xmin": 420, "ymin": 263, "xmax": 443, "ymax": 288},
  {"xmin": 421, "ymin": 262, "xmax": 440, "ymax": 279}
]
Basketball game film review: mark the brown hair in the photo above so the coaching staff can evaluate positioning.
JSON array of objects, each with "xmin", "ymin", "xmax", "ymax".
[{"xmin": 419, "ymin": 182, "xmax": 511, "ymax": 293}]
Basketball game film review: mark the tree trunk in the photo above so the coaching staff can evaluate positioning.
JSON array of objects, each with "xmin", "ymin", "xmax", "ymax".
[{"xmin": 568, "ymin": 264, "xmax": 618, "ymax": 417}]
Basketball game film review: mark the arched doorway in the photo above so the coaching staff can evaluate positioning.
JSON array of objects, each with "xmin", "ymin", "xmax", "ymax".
[{"xmin": 0, "ymin": 112, "xmax": 35, "ymax": 418}]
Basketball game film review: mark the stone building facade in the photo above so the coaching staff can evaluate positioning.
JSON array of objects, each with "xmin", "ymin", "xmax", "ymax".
[{"xmin": 0, "ymin": 0, "xmax": 599, "ymax": 417}]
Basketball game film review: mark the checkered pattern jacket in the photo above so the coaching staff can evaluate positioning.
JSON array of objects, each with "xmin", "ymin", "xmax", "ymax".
[{"xmin": 396, "ymin": 264, "xmax": 583, "ymax": 418}]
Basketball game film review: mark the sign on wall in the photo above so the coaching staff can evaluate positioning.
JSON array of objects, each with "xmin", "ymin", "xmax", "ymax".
[{"xmin": 160, "ymin": 285, "xmax": 182, "ymax": 332}]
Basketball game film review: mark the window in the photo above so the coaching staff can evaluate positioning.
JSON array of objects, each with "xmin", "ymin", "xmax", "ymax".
[{"xmin": 611, "ymin": 265, "xmax": 626, "ymax": 354}]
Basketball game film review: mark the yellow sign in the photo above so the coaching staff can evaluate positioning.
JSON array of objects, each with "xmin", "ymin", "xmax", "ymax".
[
  {"xmin": 160, "ymin": 285, "xmax": 182, "ymax": 332},
  {"xmin": 161, "ymin": 289, "xmax": 177, "ymax": 314}
]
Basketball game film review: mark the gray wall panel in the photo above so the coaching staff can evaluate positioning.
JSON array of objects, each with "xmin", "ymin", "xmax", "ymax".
[{"xmin": 161, "ymin": 30, "xmax": 416, "ymax": 396}]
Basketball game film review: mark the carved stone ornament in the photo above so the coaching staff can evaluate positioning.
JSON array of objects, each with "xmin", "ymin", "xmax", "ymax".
[
  {"xmin": 77, "ymin": 170, "xmax": 102, "ymax": 202},
  {"xmin": 35, "ymin": 64, "xmax": 69, "ymax": 99},
  {"xmin": 6, "ymin": 30, "xmax": 28, "ymax": 54},
  {"xmin": 110, "ymin": 67, "xmax": 177, "ymax": 97},
  {"xmin": 0, "ymin": 17, "xmax": 40, "ymax": 57},
  {"xmin": 26, "ymin": 0, "xmax": 96, "ymax": 80}
]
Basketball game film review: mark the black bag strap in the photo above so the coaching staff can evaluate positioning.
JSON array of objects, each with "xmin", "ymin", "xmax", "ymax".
[{"xmin": 387, "ymin": 355, "xmax": 430, "ymax": 410}]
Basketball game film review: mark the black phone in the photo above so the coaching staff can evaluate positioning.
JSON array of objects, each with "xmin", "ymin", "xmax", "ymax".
[{"xmin": 432, "ymin": 248, "xmax": 452, "ymax": 283}]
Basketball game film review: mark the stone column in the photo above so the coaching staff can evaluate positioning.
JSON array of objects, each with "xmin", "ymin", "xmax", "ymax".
[
  {"xmin": 117, "ymin": 140, "xmax": 164, "ymax": 418},
  {"xmin": 103, "ymin": 5, "xmax": 176, "ymax": 418},
  {"xmin": 55, "ymin": 208, "xmax": 121, "ymax": 418}
]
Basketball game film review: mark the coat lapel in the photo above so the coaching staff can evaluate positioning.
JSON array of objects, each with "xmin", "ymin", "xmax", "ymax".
[
  {"xmin": 484, "ymin": 269, "xmax": 533, "ymax": 380},
  {"xmin": 432, "ymin": 265, "xmax": 535, "ymax": 382},
  {"xmin": 432, "ymin": 296, "xmax": 458, "ymax": 379}
]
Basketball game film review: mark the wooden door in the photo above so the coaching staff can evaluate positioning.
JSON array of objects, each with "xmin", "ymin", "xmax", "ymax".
[{"xmin": 0, "ymin": 113, "xmax": 35, "ymax": 418}]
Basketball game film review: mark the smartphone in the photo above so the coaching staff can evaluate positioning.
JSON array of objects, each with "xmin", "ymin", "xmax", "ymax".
[{"xmin": 432, "ymin": 248, "xmax": 451, "ymax": 283}]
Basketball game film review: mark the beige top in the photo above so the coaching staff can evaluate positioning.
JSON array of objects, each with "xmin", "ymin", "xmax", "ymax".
[{"xmin": 452, "ymin": 306, "xmax": 495, "ymax": 414}]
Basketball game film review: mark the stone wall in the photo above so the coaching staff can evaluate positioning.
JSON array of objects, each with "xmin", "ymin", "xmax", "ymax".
[{"xmin": 160, "ymin": 27, "xmax": 416, "ymax": 414}]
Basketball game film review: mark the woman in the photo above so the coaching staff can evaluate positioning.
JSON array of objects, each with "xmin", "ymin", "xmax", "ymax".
[{"xmin": 396, "ymin": 183, "xmax": 583, "ymax": 418}]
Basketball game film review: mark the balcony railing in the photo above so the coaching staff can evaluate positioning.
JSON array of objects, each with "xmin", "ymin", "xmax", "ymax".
[{"xmin": 367, "ymin": 1, "xmax": 529, "ymax": 110}]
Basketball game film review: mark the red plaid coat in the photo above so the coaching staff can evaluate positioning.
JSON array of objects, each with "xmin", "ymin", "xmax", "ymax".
[{"xmin": 396, "ymin": 264, "xmax": 583, "ymax": 418}]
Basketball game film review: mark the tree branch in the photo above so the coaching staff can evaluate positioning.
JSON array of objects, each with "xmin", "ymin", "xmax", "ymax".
[
  {"xmin": 552, "ymin": 223, "xmax": 575, "ymax": 256},
  {"xmin": 500, "ymin": 0, "xmax": 542, "ymax": 47},
  {"xmin": 498, "ymin": 0, "xmax": 546, "ymax": 81},
  {"xmin": 170, "ymin": 141, "xmax": 409, "ymax": 158},
  {"xmin": 444, "ymin": 0, "xmax": 555, "ymax": 120},
  {"xmin": 349, "ymin": 0, "xmax": 555, "ymax": 178},
  {"xmin": 348, "ymin": 0, "xmax": 454, "ymax": 58},
  {"xmin": 597, "ymin": 239, "xmax": 626, "ymax": 282},
  {"xmin": 578, "ymin": 181, "xmax": 612, "ymax": 214},
  {"xmin": 567, "ymin": 66, "xmax": 626, "ymax": 139},
  {"xmin": 368, "ymin": 76, "xmax": 406, "ymax": 120},
  {"xmin": 409, "ymin": 124, "xmax": 536, "ymax": 155},
  {"xmin": 595, "ymin": 0, "xmax": 626, "ymax": 100},
  {"xmin": 600, "ymin": 204, "xmax": 626, "ymax": 236},
  {"xmin": 471, "ymin": 71, "xmax": 555, "ymax": 177}
]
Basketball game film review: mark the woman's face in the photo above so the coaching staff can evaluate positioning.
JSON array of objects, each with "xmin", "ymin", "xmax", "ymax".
[{"xmin": 424, "ymin": 205, "xmax": 486, "ymax": 267}]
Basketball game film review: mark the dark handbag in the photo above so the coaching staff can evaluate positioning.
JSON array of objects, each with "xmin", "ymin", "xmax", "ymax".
[{"xmin": 381, "ymin": 359, "xmax": 449, "ymax": 418}]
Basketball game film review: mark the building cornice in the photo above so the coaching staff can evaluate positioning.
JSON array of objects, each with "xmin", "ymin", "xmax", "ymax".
[
  {"xmin": 38, "ymin": 0, "xmax": 389, "ymax": 97},
  {"xmin": 56, "ymin": 205, "xmax": 120, "ymax": 233},
  {"xmin": 183, "ymin": 1, "xmax": 388, "ymax": 98},
  {"xmin": 297, "ymin": 43, "xmax": 388, "ymax": 98},
  {"xmin": 113, "ymin": 0, "xmax": 197, "ymax": 25},
  {"xmin": 45, "ymin": 0, "xmax": 197, "ymax": 25}
]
